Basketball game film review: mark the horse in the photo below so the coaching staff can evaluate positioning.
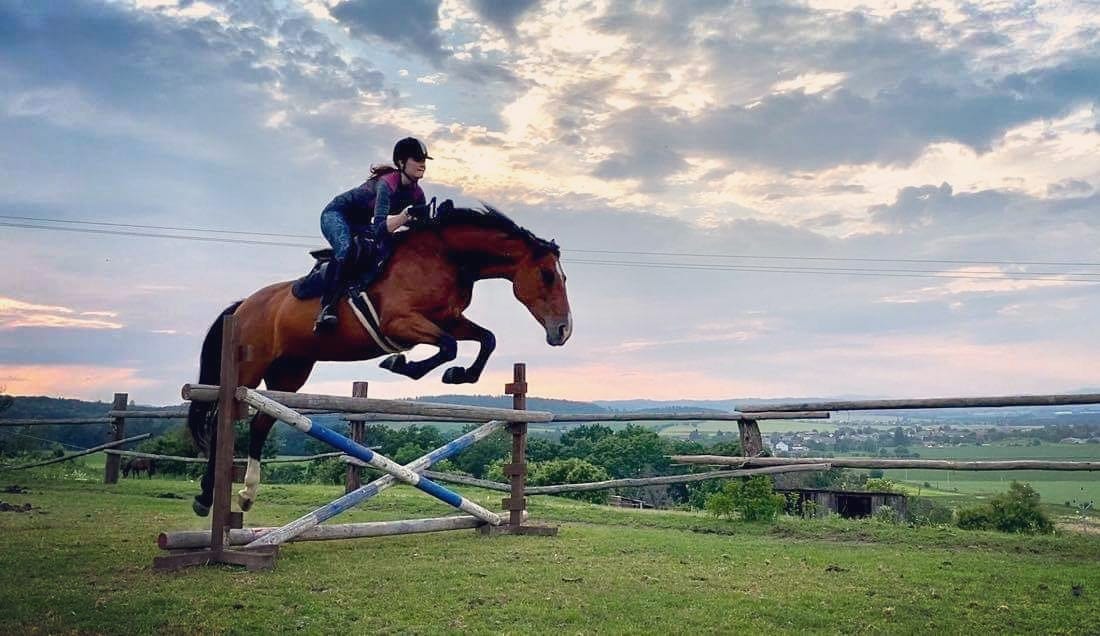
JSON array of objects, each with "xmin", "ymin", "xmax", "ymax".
[
  {"xmin": 122, "ymin": 457, "xmax": 156, "ymax": 478},
  {"xmin": 186, "ymin": 206, "xmax": 572, "ymax": 516}
]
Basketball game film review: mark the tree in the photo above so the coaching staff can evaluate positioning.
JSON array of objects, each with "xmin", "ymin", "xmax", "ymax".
[
  {"xmin": 0, "ymin": 386, "xmax": 12, "ymax": 415},
  {"xmin": 560, "ymin": 423, "xmax": 613, "ymax": 448},
  {"xmin": 587, "ymin": 425, "xmax": 667, "ymax": 478},
  {"xmin": 520, "ymin": 458, "xmax": 611, "ymax": 504}
]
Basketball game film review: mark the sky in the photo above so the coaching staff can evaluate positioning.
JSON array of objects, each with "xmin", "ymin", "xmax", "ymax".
[{"xmin": 1, "ymin": 0, "xmax": 1099, "ymax": 405}]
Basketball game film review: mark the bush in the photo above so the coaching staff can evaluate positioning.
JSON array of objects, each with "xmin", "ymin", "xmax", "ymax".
[
  {"xmin": 305, "ymin": 458, "xmax": 347, "ymax": 485},
  {"xmin": 864, "ymin": 477, "xmax": 902, "ymax": 493},
  {"xmin": 956, "ymin": 481, "xmax": 1053, "ymax": 534},
  {"xmin": 264, "ymin": 463, "xmax": 310, "ymax": 484},
  {"xmin": 907, "ymin": 497, "xmax": 954, "ymax": 526},
  {"xmin": 872, "ymin": 505, "xmax": 900, "ymax": 524},
  {"xmin": 705, "ymin": 476, "xmax": 784, "ymax": 522}
]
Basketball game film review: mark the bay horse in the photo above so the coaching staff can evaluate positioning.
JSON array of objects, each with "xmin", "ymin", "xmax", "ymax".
[
  {"xmin": 122, "ymin": 457, "xmax": 156, "ymax": 478},
  {"xmin": 187, "ymin": 206, "xmax": 572, "ymax": 516}
]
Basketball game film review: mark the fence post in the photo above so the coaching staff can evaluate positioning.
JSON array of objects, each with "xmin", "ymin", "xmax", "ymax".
[
  {"xmin": 104, "ymin": 393, "xmax": 127, "ymax": 484},
  {"xmin": 739, "ymin": 419, "xmax": 763, "ymax": 456},
  {"xmin": 153, "ymin": 314, "xmax": 277, "ymax": 571},
  {"xmin": 345, "ymin": 382, "xmax": 368, "ymax": 493},
  {"xmin": 505, "ymin": 363, "xmax": 528, "ymax": 528},
  {"xmin": 486, "ymin": 362, "xmax": 557, "ymax": 536}
]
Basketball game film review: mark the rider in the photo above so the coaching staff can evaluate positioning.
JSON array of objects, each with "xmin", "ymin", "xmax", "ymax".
[{"xmin": 315, "ymin": 137, "xmax": 432, "ymax": 331}]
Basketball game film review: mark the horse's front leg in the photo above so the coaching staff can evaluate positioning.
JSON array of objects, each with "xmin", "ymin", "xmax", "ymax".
[
  {"xmin": 378, "ymin": 315, "xmax": 457, "ymax": 380},
  {"xmin": 237, "ymin": 411, "xmax": 274, "ymax": 512},
  {"xmin": 238, "ymin": 356, "xmax": 316, "ymax": 511},
  {"xmin": 440, "ymin": 316, "xmax": 495, "ymax": 384}
]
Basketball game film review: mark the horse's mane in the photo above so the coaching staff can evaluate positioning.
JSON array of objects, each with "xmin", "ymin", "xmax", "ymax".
[{"xmin": 401, "ymin": 205, "xmax": 560, "ymax": 257}]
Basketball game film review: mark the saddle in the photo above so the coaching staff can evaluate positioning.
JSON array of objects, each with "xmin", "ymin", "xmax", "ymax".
[
  {"xmin": 291, "ymin": 198, "xmax": 452, "ymax": 301},
  {"xmin": 291, "ymin": 241, "xmax": 379, "ymax": 300}
]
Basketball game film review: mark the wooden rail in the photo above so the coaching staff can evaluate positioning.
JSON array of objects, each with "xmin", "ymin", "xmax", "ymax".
[
  {"xmin": 396, "ymin": 464, "xmax": 832, "ymax": 494},
  {"xmin": 670, "ymin": 455, "xmax": 1100, "ymax": 471},
  {"xmin": 102, "ymin": 450, "xmax": 344, "ymax": 465},
  {"xmin": 739, "ymin": 393, "xmax": 1100, "ymax": 413},
  {"xmin": 183, "ymin": 383, "xmax": 553, "ymax": 423},
  {"xmin": 0, "ymin": 433, "xmax": 151, "ymax": 471}
]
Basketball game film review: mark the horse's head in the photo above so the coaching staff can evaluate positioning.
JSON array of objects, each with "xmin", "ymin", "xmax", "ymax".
[
  {"xmin": 513, "ymin": 241, "xmax": 573, "ymax": 346},
  {"xmin": 422, "ymin": 205, "xmax": 574, "ymax": 346}
]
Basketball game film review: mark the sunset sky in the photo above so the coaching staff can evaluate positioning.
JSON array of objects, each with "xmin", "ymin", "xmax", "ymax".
[{"xmin": 2, "ymin": 0, "xmax": 1099, "ymax": 405}]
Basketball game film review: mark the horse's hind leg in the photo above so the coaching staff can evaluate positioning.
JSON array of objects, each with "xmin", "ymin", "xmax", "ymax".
[{"xmin": 238, "ymin": 356, "xmax": 316, "ymax": 511}]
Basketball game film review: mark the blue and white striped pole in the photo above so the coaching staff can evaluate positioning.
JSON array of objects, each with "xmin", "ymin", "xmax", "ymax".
[
  {"xmin": 246, "ymin": 417, "xmax": 507, "ymax": 548},
  {"xmin": 238, "ymin": 389, "xmax": 503, "ymax": 527}
]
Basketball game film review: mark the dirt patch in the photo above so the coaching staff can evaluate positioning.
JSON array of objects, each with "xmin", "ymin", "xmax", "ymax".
[{"xmin": 1057, "ymin": 517, "xmax": 1100, "ymax": 535}]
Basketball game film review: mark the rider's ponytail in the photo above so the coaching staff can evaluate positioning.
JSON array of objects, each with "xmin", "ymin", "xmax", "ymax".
[{"xmin": 369, "ymin": 164, "xmax": 398, "ymax": 179}]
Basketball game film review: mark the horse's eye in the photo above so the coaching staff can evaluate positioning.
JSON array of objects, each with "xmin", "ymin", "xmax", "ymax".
[{"xmin": 541, "ymin": 269, "xmax": 556, "ymax": 286}]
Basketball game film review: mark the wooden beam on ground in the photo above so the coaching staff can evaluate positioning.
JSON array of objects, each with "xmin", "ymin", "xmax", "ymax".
[
  {"xmin": 739, "ymin": 393, "xmax": 1100, "ymax": 413},
  {"xmin": 158, "ymin": 513, "xmax": 524, "ymax": 550},
  {"xmin": 417, "ymin": 464, "xmax": 831, "ymax": 494},
  {"xmin": 669, "ymin": 455, "xmax": 1100, "ymax": 471},
  {"xmin": 0, "ymin": 433, "xmax": 151, "ymax": 471}
]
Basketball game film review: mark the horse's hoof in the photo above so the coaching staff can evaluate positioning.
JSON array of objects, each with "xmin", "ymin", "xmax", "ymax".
[
  {"xmin": 192, "ymin": 497, "xmax": 210, "ymax": 517},
  {"xmin": 442, "ymin": 366, "xmax": 468, "ymax": 384},
  {"xmin": 379, "ymin": 354, "xmax": 406, "ymax": 372},
  {"xmin": 237, "ymin": 493, "xmax": 253, "ymax": 512}
]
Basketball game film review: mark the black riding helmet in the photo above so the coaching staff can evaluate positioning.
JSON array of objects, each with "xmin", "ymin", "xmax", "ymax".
[{"xmin": 393, "ymin": 137, "xmax": 432, "ymax": 165}]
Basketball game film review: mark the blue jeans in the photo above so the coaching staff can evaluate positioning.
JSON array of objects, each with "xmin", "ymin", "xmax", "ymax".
[{"xmin": 320, "ymin": 209, "xmax": 366, "ymax": 263}]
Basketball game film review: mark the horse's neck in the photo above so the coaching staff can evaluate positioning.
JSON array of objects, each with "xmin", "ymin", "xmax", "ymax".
[{"xmin": 438, "ymin": 226, "xmax": 526, "ymax": 281}]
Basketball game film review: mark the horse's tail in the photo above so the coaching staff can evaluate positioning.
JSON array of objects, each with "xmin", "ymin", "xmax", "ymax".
[{"xmin": 187, "ymin": 301, "xmax": 244, "ymax": 455}]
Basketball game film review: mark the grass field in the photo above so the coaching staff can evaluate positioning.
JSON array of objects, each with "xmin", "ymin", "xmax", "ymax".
[
  {"xmin": 881, "ymin": 442, "xmax": 1100, "ymax": 507},
  {"xmin": 2, "ymin": 467, "xmax": 1099, "ymax": 634}
]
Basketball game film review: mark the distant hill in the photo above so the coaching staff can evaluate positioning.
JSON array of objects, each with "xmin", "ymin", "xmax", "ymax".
[
  {"xmin": 408, "ymin": 394, "xmax": 608, "ymax": 414},
  {"xmin": 1, "ymin": 395, "xmax": 119, "ymax": 419}
]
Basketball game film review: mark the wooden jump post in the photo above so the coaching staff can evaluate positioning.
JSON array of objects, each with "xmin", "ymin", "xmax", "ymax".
[
  {"xmin": 154, "ymin": 315, "xmax": 278, "ymax": 572},
  {"xmin": 346, "ymin": 381, "xmax": 368, "ymax": 494}
]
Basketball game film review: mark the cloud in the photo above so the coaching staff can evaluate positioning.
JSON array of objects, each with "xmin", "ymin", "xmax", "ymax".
[
  {"xmin": 0, "ymin": 296, "xmax": 123, "ymax": 330},
  {"xmin": 466, "ymin": 0, "xmax": 539, "ymax": 37},
  {"xmin": 330, "ymin": 0, "xmax": 448, "ymax": 64},
  {"xmin": 0, "ymin": 364, "xmax": 156, "ymax": 399}
]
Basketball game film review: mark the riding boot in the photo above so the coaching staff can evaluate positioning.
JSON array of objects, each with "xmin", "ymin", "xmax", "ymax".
[{"xmin": 314, "ymin": 259, "xmax": 344, "ymax": 332}]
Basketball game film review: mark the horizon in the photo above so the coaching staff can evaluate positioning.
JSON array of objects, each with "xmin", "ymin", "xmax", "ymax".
[{"xmin": 2, "ymin": 0, "xmax": 1099, "ymax": 405}]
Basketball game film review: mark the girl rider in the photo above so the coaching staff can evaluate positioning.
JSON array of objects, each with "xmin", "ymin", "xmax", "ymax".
[{"xmin": 315, "ymin": 137, "xmax": 431, "ymax": 331}]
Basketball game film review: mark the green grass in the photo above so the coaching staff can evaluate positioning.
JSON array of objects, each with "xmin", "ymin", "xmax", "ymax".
[
  {"xmin": 880, "ymin": 443, "xmax": 1100, "ymax": 507},
  {"xmin": 2, "ymin": 468, "xmax": 1099, "ymax": 634}
]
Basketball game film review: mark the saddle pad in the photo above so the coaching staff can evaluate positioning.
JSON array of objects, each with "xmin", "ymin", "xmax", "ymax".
[{"xmin": 347, "ymin": 291, "xmax": 405, "ymax": 354}]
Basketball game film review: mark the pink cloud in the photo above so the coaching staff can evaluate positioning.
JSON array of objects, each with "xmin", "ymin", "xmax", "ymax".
[
  {"xmin": 0, "ymin": 296, "xmax": 122, "ymax": 330},
  {"xmin": 0, "ymin": 365, "xmax": 156, "ymax": 399}
]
